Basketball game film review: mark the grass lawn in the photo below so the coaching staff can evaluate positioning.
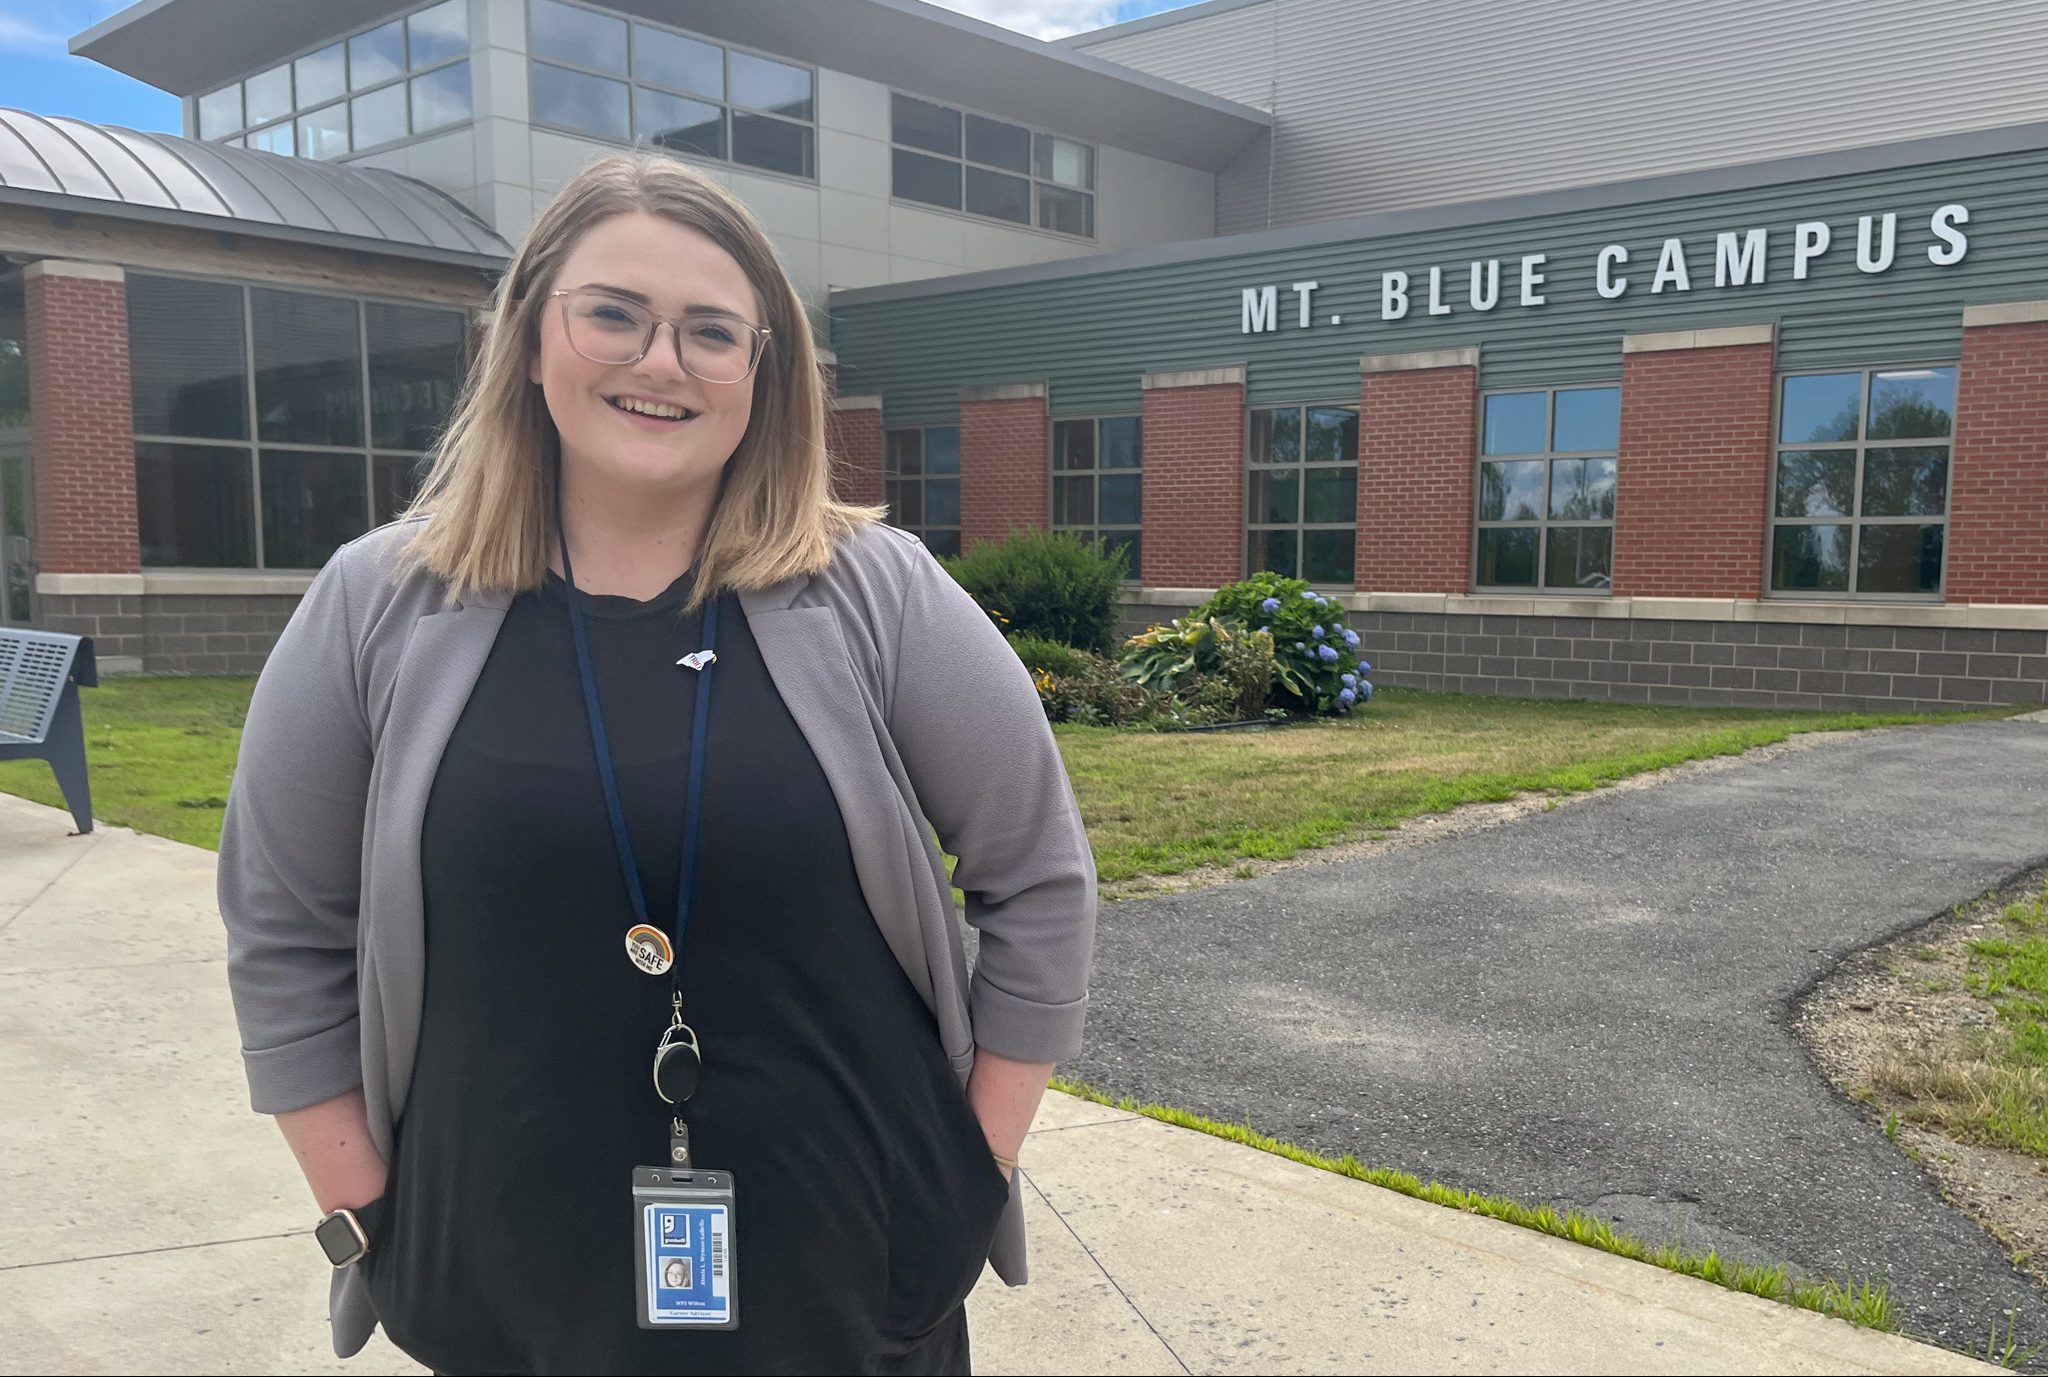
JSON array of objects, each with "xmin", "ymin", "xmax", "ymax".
[
  {"xmin": 0, "ymin": 675, "xmax": 2013, "ymax": 869},
  {"xmin": 1059, "ymin": 692, "xmax": 2013, "ymax": 883}
]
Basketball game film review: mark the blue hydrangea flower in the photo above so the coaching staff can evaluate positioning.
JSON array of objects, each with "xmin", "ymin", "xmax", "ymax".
[
  {"xmin": 1260, "ymin": 597, "xmax": 1280, "ymax": 614},
  {"xmin": 1311, "ymin": 625, "xmax": 1325, "ymax": 639},
  {"xmin": 1318, "ymin": 643, "xmax": 1338, "ymax": 662},
  {"xmin": 1258, "ymin": 625, "xmax": 1269, "ymax": 634},
  {"xmin": 1338, "ymin": 687, "xmax": 1356, "ymax": 706},
  {"xmin": 1301, "ymin": 591, "xmax": 1317, "ymax": 600},
  {"xmin": 1341, "ymin": 672, "xmax": 1357, "ymax": 688},
  {"xmin": 1295, "ymin": 642, "xmax": 1305, "ymax": 652},
  {"xmin": 1357, "ymin": 659, "xmax": 1371, "ymax": 674},
  {"xmin": 1358, "ymin": 681, "xmax": 1374, "ymax": 702},
  {"xmin": 1343, "ymin": 628, "xmax": 1360, "ymax": 648}
]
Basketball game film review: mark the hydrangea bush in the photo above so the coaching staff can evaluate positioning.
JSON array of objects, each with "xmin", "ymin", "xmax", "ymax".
[{"xmin": 1191, "ymin": 571, "xmax": 1372, "ymax": 714}]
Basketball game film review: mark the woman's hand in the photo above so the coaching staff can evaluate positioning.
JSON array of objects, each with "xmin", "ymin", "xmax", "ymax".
[
  {"xmin": 275, "ymin": 1086, "xmax": 389, "ymax": 1214},
  {"xmin": 965, "ymin": 1046, "xmax": 1054, "ymax": 1182}
]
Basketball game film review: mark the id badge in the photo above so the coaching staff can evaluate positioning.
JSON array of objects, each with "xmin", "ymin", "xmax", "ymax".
[{"xmin": 633, "ymin": 1165, "xmax": 738, "ymax": 1330}]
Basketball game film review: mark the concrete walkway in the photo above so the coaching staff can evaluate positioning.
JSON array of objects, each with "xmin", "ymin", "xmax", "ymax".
[{"xmin": 0, "ymin": 791, "xmax": 2000, "ymax": 1375}]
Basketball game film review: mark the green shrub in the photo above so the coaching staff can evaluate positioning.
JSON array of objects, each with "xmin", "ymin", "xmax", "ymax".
[
  {"xmin": 943, "ymin": 528, "xmax": 1127, "ymax": 653},
  {"xmin": 1006, "ymin": 632, "xmax": 1090, "ymax": 681},
  {"xmin": 1032, "ymin": 647, "xmax": 1156, "ymax": 726},
  {"xmin": 1192, "ymin": 572, "xmax": 1372, "ymax": 715}
]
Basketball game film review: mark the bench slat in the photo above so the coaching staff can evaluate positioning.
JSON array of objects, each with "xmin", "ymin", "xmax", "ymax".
[{"xmin": 0, "ymin": 629, "xmax": 84, "ymax": 747}]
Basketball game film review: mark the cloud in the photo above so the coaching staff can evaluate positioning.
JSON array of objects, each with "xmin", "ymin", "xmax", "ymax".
[
  {"xmin": 0, "ymin": 11, "xmax": 67, "ymax": 58},
  {"xmin": 921, "ymin": 0, "xmax": 1127, "ymax": 41}
]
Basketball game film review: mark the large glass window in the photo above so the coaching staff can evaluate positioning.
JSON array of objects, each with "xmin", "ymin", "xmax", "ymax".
[
  {"xmin": 884, "ymin": 426, "xmax": 960, "ymax": 558},
  {"xmin": 1771, "ymin": 367, "xmax": 1954, "ymax": 597},
  {"xmin": 890, "ymin": 94, "xmax": 1095, "ymax": 239},
  {"xmin": 1247, "ymin": 405, "xmax": 1357, "ymax": 585},
  {"xmin": 1051, "ymin": 417, "xmax": 1141, "ymax": 578},
  {"xmin": 128, "ymin": 274, "xmax": 469, "ymax": 570},
  {"xmin": 1475, "ymin": 386, "xmax": 1618, "ymax": 592},
  {"xmin": 195, "ymin": 0, "xmax": 469, "ymax": 157},
  {"xmin": 1, "ymin": 268, "xmax": 31, "ymax": 624},
  {"xmin": 528, "ymin": 1, "xmax": 816, "ymax": 179}
]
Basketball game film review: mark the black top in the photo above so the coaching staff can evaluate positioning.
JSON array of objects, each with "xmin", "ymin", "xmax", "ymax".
[{"xmin": 362, "ymin": 569, "xmax": 1011, "ymax": 1376}]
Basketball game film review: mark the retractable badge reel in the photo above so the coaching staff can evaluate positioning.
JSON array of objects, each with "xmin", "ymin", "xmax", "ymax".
[{"xmin": 554, "ymin": 483, "xmax": 739, "ymax": 1330}]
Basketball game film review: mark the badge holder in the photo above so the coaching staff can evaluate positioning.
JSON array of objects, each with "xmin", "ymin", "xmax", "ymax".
[{"xmin": 635, "ymin": 1121, "xmax": 739, "ymax": 1330}]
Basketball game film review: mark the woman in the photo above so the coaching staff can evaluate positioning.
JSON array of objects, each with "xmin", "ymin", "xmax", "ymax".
[{"xmin": 218, "ymin": 152, "xmax": 1097, "ymax": 1376}]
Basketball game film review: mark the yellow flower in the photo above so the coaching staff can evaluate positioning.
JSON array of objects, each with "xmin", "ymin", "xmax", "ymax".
[{"xmin": 1032, "ymin": 668, "xmax": 1055, "ymax": 695}]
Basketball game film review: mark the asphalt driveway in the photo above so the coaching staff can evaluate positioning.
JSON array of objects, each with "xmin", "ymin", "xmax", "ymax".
[{"xmin": 1068, "ymin": 717, "xmax": 2048, "ymax": 1358}]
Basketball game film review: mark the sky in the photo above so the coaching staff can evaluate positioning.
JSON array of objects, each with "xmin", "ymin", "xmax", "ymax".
[{"xmin": 0, "ymin": 0, "xmax": 1199, "ymax": 134}]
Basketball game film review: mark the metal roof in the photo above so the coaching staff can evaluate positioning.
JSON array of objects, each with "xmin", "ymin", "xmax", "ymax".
[
  {"xmin": 69, "ymin": 0, "xmax": 1270, "ymax": 174},
  {"xmin": 0, "ymin": 108, "xmax": 510, "ymax": 269}
]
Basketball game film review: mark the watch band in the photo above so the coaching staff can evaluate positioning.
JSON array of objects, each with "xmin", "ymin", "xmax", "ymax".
[{"xmin": 316, "ymin": 1196, "xmax": 388, "ymax": 1268}]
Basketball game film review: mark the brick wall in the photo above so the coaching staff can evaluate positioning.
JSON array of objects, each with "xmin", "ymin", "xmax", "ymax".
[
  {"xmin": 25, "ymin": 266, "xmax": 140, "ymax": 574},
  {"xmin": 1947, "ymin": 318, "xmax": 2048, "ymax": 603},
  {"xmin": 959, "ymin": 391, "xmax": 1047, "ymax": 549},
  {"xmin": 1611, "ymin": 341, "xmax": 1774, "ymax": 598},
  {"xmin": 1357, "ymin": 362, "xmax": 1476, "ymax": 592},
  {"xmin": 826, "ymin": 402, "xmax": 883, "ymax": 507},
  {"xmin": 1140, "ymin": 378, "xmax": 1244, "ymax": 586}
]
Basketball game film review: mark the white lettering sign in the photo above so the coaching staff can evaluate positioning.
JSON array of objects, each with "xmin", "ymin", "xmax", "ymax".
[
  {"xmin": 1715, "ymin": 229, "xmax": 1767, "ymax": 287},
  {"xmin": 1232, "ymin": 201, "xmax": 1970, "ymax": 331},
  {"xmin": 1241, "ymin": 285, "xmax": 1277, "ymax": 333}
]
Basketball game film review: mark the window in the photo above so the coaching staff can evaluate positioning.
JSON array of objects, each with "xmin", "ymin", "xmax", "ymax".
[
  {"xmin": 1475, "ymin": 386, "xmax": 1618, "ymax": 592},
  {"xmin": 127, "ymin": 274, "xmax": 468, "ymax": 569},
  {"xmin": 2, "ymin": 267, "xmax": 32, "ymax": 624},
  {"xmin": 1051, "ymin": 417, "xmax": 1141, "ymax": 578},
  {"xmin": 195, "ymin": 0, "xmax": 470, "ymax": 157},
  {"xmin": 1247, "ymin": 405, "xmax": 1357, "ymax": 585},
  {"xmin": 528, "ymin": 0, "xmax": 816, "ymax": 179},
  {"xmin": 1770, "ymin": 367, "xmax": 1954, "ymax": 597},
  {"xmin": 884, "ymin": 426, "xmax": 960, "ymax": 557},
  {"xmin": 890, "ymin": 94, "xmax": 1095, "ymax": 238}
]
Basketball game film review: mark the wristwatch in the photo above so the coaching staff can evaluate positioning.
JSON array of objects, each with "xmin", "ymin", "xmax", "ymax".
[{"xmin": 314, "ymin": 1197, "xmax": 388, "ymax": 1268}]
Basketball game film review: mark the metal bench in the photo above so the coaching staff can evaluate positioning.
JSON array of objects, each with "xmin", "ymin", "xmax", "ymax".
[{"xmin": 0, "ymin": 627, "xmax": 97, "ymax": 834}]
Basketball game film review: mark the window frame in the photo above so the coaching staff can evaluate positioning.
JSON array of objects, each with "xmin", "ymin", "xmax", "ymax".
[
  {"xmin": 887, "ymin": 91, "xmax": 1096, "ymax": 241},
  {"xmin": 1244, "ymin": 401, "xmax": 1360, "ymax": 588},
  {"xmin": 127, "ymin": 270, "xmax": 469, "ymax": 571},
  {"xmin": 1765, "ymin": 363, "xmax": 1956, "ymax": 602},
  {"xmin": 1049, "ymin": 414, "xmax": 1142, "ymax": 583},
  {"xmin": 525, "ymin": 0, "xmax": 818, "ymax": 183},
  {"xmin": 1470, "ymin": 384, "xmax": 1620, "ymax": 597},
  {"xmin": 882, "ymin": 424, "xmax": 961, "ymax": 558},
  {"xmin": 194, "ymin": 0, "xmax": 472, "ymax": 159}
]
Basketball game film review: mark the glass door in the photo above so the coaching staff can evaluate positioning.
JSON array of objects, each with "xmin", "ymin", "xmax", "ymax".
[{"xmin": 1, "ymin": 266, "xmax": 32, "ymax": 624}]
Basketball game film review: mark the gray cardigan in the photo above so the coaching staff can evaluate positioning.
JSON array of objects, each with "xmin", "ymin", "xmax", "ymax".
[{"xmin": 216, "ymin": 517, "xmax": 1097, "ymax": 1358}]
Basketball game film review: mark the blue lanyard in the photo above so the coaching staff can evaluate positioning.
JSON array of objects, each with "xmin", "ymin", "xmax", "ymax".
[{"xmin": 556, "ymin": 493, "xmax": 718, "ymax": 985}]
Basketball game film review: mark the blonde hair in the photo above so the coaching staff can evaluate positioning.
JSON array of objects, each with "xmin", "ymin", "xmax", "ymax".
[{"xmin": 401, "ymin": 152, "xmax": 880, "ymax": 608}]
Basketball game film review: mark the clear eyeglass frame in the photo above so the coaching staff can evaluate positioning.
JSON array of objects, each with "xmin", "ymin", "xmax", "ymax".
[{"xmin": 546, "ymin": 287, "xmax": 772, "ymax": 385}]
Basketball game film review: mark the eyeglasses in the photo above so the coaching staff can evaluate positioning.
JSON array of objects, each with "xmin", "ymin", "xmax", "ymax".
[{"xmin": 547, "ymin": 287, "xmax": 771, "ymax": 385}]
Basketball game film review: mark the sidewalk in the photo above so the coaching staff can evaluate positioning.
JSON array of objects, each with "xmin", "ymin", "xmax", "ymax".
[{"xmin": 0, "ymin": 792, "xmax": 1999, "ymax": 1375}]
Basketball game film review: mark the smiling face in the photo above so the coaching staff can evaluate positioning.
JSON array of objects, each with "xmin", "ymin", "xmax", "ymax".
[{"xmin": 529, "ymin": 210, "xmax": 763, "ymax": 507}]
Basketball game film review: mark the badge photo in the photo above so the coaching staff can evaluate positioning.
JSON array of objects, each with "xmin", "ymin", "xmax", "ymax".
[{"xmin": 625, "ymin": 924, "xmax": 674, "ymax": 976}]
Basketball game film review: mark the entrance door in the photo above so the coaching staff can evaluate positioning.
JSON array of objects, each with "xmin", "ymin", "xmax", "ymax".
[{"xmin": 0, "ymin": 440, "xmax": 27, "ymax": 625}]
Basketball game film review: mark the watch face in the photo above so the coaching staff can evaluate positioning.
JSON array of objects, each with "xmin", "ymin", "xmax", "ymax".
[{"xmin": 316, "ymin": 1210, "xmax": 368, "ymax": 1267}]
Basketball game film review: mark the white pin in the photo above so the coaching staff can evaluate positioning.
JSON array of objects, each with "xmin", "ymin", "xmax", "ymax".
[{"xmin": 676, "ymin": 650, "xmax": 717, "ymax": 671}]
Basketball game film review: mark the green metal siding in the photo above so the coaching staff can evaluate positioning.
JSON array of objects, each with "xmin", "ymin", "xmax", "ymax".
[{"xmin": 830, "ymin": 143, "xmax": 2048, "ymax": 425}]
